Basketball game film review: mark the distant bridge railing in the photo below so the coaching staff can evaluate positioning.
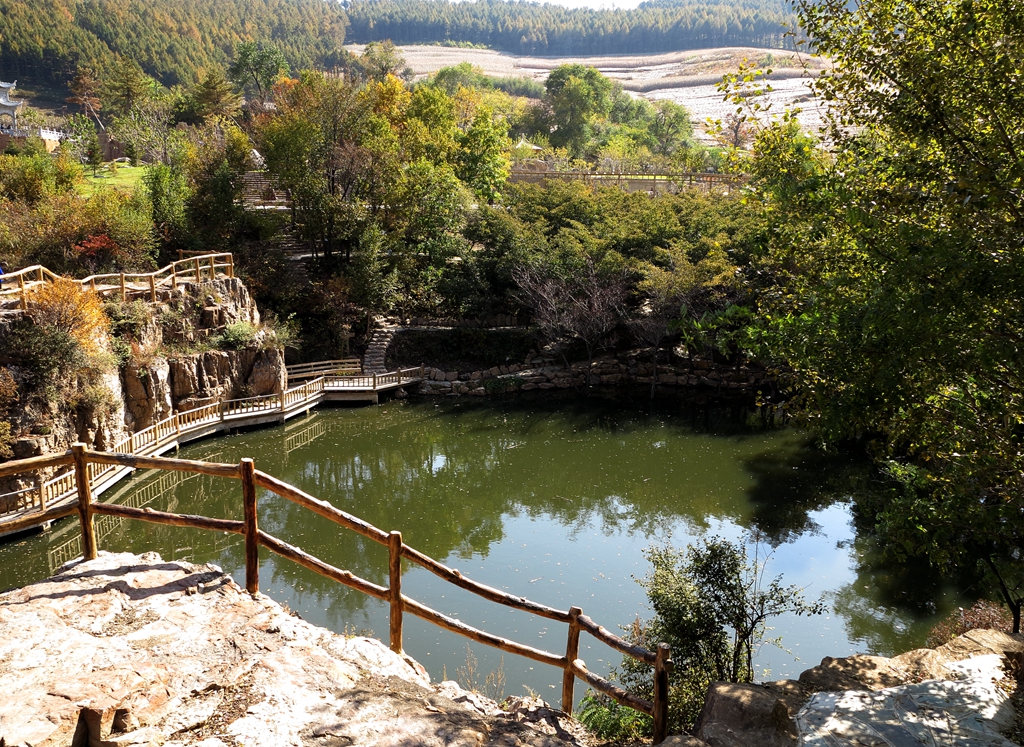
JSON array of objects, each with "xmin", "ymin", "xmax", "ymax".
[
  {"xmin": 510, "ymin": 169, "xmax": 743, "ymax": 193},
  {"xmin": 0, "ymin": 445, "xmax": 673, "ymax": 743},
  {"xmin": 0, "ymin": 253, "xmax": 234, "ymax": 309},
  {"xmin": 286, "ymin": 358, "xmax": 362, "ymax": 382}
]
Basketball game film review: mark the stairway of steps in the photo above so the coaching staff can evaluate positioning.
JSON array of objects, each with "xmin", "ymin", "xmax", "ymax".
[
  {"xmin": 362, "ymin": 321, "xmax": 399, "ymax": 374},
  {"xmin": 241, "ymin": 171, "xmax": 291, "ymax": 211}
]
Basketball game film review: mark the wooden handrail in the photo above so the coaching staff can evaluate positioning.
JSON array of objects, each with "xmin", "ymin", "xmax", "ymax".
[
  {"xmin": 0, "ymin": 253, "xmax": 234, "ymax": 303},
  {"xmin": 0, "ymin": 444, "xmax": 672, "ymax": 742}
]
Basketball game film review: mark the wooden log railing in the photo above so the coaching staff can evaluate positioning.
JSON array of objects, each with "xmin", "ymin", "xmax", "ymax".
[
  {"xmin": 0, "ymin": 253, "xmax": 234, "ymax": 307},
  {"xmin": 1, "ymin": 445, "xmax": 673, "ymax": 743},
  {"xmin": 286, "ymin": 359, "xmax": 362, "ymax": 382}
]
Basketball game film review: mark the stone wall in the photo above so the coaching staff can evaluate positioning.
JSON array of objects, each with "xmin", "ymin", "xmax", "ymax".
[{"xmin": 415, "ymin": 351, "xmax": 773, "ymax": 397}]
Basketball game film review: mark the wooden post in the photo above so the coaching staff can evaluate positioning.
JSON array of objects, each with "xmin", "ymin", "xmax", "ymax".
[
  {"xmin": 372, "ymin": 372, "xmax": 377, "ymax": 390},
  {"xmin": 120, "ymin": 273, "xmax": 126, "ymax": 301},
  {"xmin": 388, "ymin": 531, "xmax": 403, "ymax": 653},
  {"xmin": 149, "ymin": 275, "xmax": 156, "ymax": 301},
  {"xmin": 37, "ymin": 475, "xmax": 46, "ymax": 512},
  {"xmin": 241, "ymin": 458, "xmax": 259, "ymax": 594},
  {"xmin": 172, "ymin": 265, "xmax": 177, "ymax": 290},
  {"xmin": 652, "ymin": 643, "xmax": 671, "ymax": 745},
  {"xmin": 209, "ymin": 256, "xmax": 215, "ymax": 279},
  {"xmin": 194, "ymin": 257, "xmax": 200, "ymax": 281},
  {"xmin": 228, "ymin": 254, "xmax": 234, "ymax": 278},
  {"xmin": 562, "ymin": 606, "xmax": 583, "ymax": 713},
  {"xmin": 72, "ymin": 443, "xmax": 97, "ymax": 560},
  {"xmin": 178, "ymin": 249, "xmax": 184, "ymax": 262}
]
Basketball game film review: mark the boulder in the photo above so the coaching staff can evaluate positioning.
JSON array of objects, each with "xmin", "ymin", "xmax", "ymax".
[{"xmin": 693, "ymin": 682, "xmax": 797, "ymax": 747}]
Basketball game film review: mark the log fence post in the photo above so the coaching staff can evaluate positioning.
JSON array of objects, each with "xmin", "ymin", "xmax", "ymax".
[
  {"xmin": 241, "ymin": 458, "xmax": 259, "ymax": 594},
  {"xmin": 172, "ymin": 265, "xmax": 177, "ymax": 290},
  {"xmin": 194, "ymin": 257, "xmax": 200, "ymax": 281},
  {"xmin": 561, "ymin": 606, "xmax": 583, "ymax": 712},
  {"xmin": 388, "ymin": 531, "xmax": 403, "ymax": 653},
  {"xmin": 228, "ymin": 254, "xmax": 234, "ymax": 278},
  {"xmin": 209, "ymin": 256, "xmax": 215, "ymax": 279},
  {"xmin": 120, "ymin": 273, "xmax": 126, "ymax": 301},
  {"xmin": 72, "ymin": 443, "xmax": 97, "ymax": 560},
  {"xmin": 19, "ymin": 274, "xmax": 26, "ymax": 310},
  {"xmin": 149, "ymin": 274, "xmax": 156, "ymax": 301},
  {"xmin": 652, "ymin": 642, "xmax": 671, "ymax": 744}
]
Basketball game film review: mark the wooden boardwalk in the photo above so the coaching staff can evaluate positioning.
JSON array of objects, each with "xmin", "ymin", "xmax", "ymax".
[{"xmin": 0, "ymin": 366, "xmax": 423, "ymax": 537}]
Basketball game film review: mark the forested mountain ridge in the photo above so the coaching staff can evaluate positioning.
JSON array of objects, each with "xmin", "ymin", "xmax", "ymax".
[
  {"xmin": 0, "ymin": 0, "xmax": 348, "ymax": 89},
  {"xmin": 344, "ymin": 0, "xmax": 798, "ymax": 56}
]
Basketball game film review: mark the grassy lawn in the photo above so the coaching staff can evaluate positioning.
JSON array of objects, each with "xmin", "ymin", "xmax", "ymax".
[{"xmin": 78, "ymin": 163, "xmax": 146, "ymax": 196}]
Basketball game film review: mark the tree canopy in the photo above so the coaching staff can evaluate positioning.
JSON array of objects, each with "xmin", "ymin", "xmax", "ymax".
[
  {"xmin": 746, "ymin": 0, "xmax": 1024, "ymax": 629},
  {"xmin": 0, "ymin": 0, "xmax": 347, "ymax": 88}
]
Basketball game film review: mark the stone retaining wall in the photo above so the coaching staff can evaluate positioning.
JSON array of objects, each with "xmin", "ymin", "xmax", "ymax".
[{"xmin": 415, "ymin": 352, "xmax": 773, "ymax": 397}]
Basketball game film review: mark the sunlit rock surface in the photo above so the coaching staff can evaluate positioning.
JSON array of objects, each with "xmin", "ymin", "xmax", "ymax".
[
  {"xmin": 0, "ymin": 552, "xmax": 585, "ymax": 747},
  {"xmin": 694, "ymin": 630, "xmax": 1023, "ymax": 747}
]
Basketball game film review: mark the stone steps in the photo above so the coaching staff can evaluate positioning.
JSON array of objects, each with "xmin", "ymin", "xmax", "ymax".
[{"xmin": 362, "ymin": 322, "xmax": 398, "ymax": 373}]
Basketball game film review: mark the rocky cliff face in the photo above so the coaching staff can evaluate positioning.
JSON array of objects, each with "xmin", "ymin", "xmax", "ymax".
[
  {"xmin": 0, "ymin": 277, "xmax": 285, "ymax": 505},
  {"xmin": 0, "ymin": 553, "xmax": 588, "ymax": 747}
]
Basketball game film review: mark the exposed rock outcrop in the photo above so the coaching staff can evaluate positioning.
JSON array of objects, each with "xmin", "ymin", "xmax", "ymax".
[
  {"xmin": 691, "ymin": 629, "xmax": 1023, "ymax": 747},
  {"xmin": 167, "ymin": 347, "xmax": 285, "ymax": 412},
  {"xmin": 0, "ymin": 552, "xmax": 586, "ymax": 747}
]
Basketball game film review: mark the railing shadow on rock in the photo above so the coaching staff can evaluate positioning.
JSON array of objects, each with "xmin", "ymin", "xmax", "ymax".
[{"xmin": 0, "ymin": 445, "xmax": 673, "ymax": 743}]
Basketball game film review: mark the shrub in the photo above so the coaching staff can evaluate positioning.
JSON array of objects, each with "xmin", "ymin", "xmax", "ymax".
[
  {"xmin": 0, "ymin": 367, "xmax": 18, "ymax": 459},
  {"xmin": 926, "ymin": 600, "xmax": 1013, "ymax": 649},
  {"xmin": 27, "ymin": 278, "xmax": 110, "ymax": 356},
  {"xmin": 5, "ymin": 318, "xmax": 83, "ymax": 396},
  {"xmin": 214, "ymin": 321, "xmax": 258, "ymax": 350},
  {"xmin": 576, "ymin": 692, "xmax": 650, "ymax": 742},
  {"xmin": 606, "ymin": 538, "xmax": 825, "ymax": 735},
  {"xmin": 105, "ymin": 299, "xmax": 151, "ymax": 342}
]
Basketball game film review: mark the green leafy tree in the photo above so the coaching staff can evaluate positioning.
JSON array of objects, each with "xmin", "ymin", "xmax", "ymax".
[
  {"xmin": 103, "ymin": 57, "xmax": 153, "ymax": 117},
  {"xmin": 85, "ymin": 128, "xmax": 104, "ymax": 176},
  {"xmin": 359, "ymin": 40, "xmax": 407, "ymax": 82},
  {"xmin": 191, "ymin": 69, "xmax": 242, "ymax": 121},
  {"xmin": 591, "ymin": 538, "xmax": 823, "ymax": 735},
  {"xmin": 543, "ymin": 65, "xmax": 613, "ymax": 157},
  {"xmin": 456, "ymin": 108, "xmax": 511, "ymax": 203},
  {"xmin": 748, "ymin": 0, "xmax": 1024, "ymax": 630},
  {"xmin": 349, "ymin": 222, "xmax": 399, "ymax": 313},
  {"xmin": 229, "ymin": 41, "xmax": 289, "ymax": 103}
]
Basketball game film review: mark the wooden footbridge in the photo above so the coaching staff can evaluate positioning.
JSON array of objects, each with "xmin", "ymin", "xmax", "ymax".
[{"xmin": 0, "ymin": 364, "xmax": 423, "ymax": 536}]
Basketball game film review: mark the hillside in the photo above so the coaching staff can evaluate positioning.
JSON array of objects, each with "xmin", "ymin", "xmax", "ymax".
[
  {"xmin": 0, "ymin": 0, "xmax": 349, "ymax": 89},
  {"xmin": 344, "ymin": 0, "xmax": 799, "ymax": 56}
]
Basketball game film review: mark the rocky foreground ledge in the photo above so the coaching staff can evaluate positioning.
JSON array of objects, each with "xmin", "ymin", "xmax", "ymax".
[
  {"xmin": 3, "ymin": 553, "xmax": 1023, "ymax": 747},
  {"xmin": 0, "ymin": 553, "xmax": 587, "ymax": 747}
]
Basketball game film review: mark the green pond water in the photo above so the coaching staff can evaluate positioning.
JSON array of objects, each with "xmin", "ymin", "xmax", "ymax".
[{"xmin": 0, "ymin": 391, "xmax": 964, "ymax": 702}]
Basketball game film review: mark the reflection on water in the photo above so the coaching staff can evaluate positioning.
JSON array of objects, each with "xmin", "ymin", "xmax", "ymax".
[{"xmin": 0, "ymin": 391, "xmax": 968, "ymax": 699}]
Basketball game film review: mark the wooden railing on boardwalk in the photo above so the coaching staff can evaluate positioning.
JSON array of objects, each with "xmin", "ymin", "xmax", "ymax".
[
  {"xmin": 509, "ymin": 169, "xmax": 743, "ymax": 194},
  {"xmin": 0, "ymin": 367, "xmax": 425, "ymax": 528},
  {"xmin": 286, "ymin": 358, "xmax": 362, "ymax": 382},
  {"xmin": 0, "ymin": 446, "xmax": 673, "ymax": 743},
  {"xmin": 0, "ymin": 253, "xmax": 234, "ymax": 309}
]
